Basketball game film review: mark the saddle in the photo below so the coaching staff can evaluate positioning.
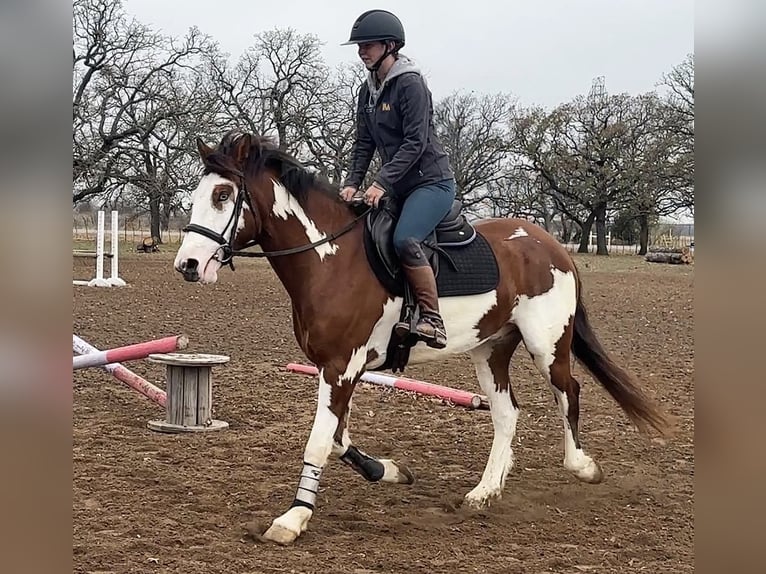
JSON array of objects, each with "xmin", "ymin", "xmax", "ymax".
[{"xmin": 362, "ymin": 197, "xmax": 499, "ymax": 372}]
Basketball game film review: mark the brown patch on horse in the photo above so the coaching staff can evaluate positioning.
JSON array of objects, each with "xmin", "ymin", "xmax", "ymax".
[
  {"xmin": 486, "ymin": 329, "xmax": 524, "ymax": 407},
  {"xmin": 474, "ymin": 219, "xmax": 579, "ymax": 340},
  {"xmin": 211, "ymin": 184, "xmax": 235, "ymax": 209}
]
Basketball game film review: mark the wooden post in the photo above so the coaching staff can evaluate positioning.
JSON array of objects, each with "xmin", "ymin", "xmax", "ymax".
[{"xmin": 146, "ymin": 353, "xmax": 230, "ymax": 433}]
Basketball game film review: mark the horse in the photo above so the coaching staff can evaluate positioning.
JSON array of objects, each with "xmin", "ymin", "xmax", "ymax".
[{"xmin": 174, "ymin": 131, "xmax": 670, "ymax": 545}]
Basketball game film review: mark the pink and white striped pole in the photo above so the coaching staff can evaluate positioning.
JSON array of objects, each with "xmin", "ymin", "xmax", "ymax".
[
  {"xmin": 285, "ymin": 363, "xmax": 489, "ymax": 410},
  {"xmin": 73, "ymin": 334, "xmax": 189, "ymax": 370},
  {"xmin": 73, "ymin": 335, "xmax": 167, "ymax": 407}
]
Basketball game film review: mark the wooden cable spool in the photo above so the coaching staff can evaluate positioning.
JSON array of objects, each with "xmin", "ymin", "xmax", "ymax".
[{"xmin": 146, "ymin": 353, "xmax": 230, "ymax": 433}]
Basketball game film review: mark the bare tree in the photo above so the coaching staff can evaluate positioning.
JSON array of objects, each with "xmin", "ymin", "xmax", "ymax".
[
  {"xmin": 658, "ymin": 54, "xmax": 694, "ymax": 214},
  {"xmin": 293, "ymin": 63, "xmax": 365, "ymax": 184},
  {"xmin": 72, "ymin": 0, "xmax": 214, "ymax": 214},
  {"xmin": 434, "ymin": 91, "xmax": 515, "ymax": 208},
  {"xmin": 511, "ymin": 82, "xmax": 673, "ymax": 255}
]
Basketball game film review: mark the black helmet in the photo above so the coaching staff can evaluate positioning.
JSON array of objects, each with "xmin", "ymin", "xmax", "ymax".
[{"xmin": 342, "ymin": 9, "xmax": 405, "ymax": 47}]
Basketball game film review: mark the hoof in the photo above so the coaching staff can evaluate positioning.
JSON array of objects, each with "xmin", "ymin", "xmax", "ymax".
[
  {"xmin": 464, "ymin": 496, "xmax": 491, "ymax": 511},
  {"xmin": 262, "ymin": 523, "xmax": 299, "ymax": 546},
  {"xmin": 572, "ymin": 460, "xmax": 604, "ymax": 484},
  {"xmin": 397, "ymin": 464, "xmax": 415, "ymax": 485},
  {"xmin": 380, "ymin": 459, "xmax": 416, "ymax": 484},
  {"xmin": 463, "ymin": 486, "xmax": 500, "ymax": 510}
]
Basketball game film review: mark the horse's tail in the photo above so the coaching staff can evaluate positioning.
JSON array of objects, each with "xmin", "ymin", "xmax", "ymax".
[{"xmin": 571, "ymin": 278, "xmax": 673, "ymax": 436}]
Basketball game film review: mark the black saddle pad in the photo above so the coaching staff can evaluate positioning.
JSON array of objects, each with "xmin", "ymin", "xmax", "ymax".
[
  {"xmin": 363, "ymin": 227, "xmax": 499, "ymax": 298},
  {"xmin": 434, "ymin": 232, "xmax": 499, "ymax": 297}
]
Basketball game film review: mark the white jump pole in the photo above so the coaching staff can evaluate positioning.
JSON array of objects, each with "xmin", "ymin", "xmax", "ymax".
[
  {"xmin": 73, "ymin": 210, "xmax": 126, "ymax": 287},
  {"xmin": 90, "ymin": 210, "xmax": 109, "ymax": 287},
  {"xmin": 107, "ymin": 210, "xmax": 126, "ymax": 287}
]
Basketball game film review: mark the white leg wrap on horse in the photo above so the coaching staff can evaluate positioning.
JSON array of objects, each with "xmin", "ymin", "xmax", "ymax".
[{"xmin": 293, "ymin": 462, "xmax": 322, "ymax": 509}]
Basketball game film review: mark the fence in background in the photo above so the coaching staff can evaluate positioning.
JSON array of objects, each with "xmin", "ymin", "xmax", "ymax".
[
  {"xmin": 73, "ymin": 214, "xmax": 186, "ymax": 244},
  {"xmin": 73, "ymin": 214, "xmax": 693, "ymax": 255}
]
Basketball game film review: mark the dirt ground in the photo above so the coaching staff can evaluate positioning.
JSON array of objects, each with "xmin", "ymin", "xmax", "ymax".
[{"xmin": 73, "ymin": 249, "xmax": 694, "ymax": 574}]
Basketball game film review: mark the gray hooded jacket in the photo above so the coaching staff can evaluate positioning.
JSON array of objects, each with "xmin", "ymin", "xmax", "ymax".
[{"xmin": 343, "ymin": 55, "xmax": 454, "ymax": 199}]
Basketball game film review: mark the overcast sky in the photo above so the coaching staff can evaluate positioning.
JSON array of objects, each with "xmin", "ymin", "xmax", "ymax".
[{"xmin": 122, "ymin": 0, "xmax": 693, "ymax": 109}]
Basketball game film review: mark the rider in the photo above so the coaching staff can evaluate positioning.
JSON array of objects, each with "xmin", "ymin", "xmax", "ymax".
[{"xmin": 339, "ymin": 9, "xmax": 456, "ymax": 349}]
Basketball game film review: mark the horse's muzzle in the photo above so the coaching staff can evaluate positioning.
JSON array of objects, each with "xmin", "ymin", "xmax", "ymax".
[{"xmin": 177, "ymin": 258, "xmax": 200, "ymax": 282}]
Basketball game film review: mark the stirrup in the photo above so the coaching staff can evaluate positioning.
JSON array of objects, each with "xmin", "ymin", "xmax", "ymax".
[
  {"xmin": 417, "ymin": 314, "xmax": 447, "ymax": 349},
  {"xmin": 393, "ymin": 320, "xmax": 410, "ymax": 338}
]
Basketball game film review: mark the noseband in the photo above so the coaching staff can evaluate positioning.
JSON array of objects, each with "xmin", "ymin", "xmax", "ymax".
[{"xmin": 182, "ymin": 170, "xmax": 371, "ymax": 266}]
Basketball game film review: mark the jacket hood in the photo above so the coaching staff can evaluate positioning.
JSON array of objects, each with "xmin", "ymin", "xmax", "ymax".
[{"xmin": 366, "ymin": 54, "xmax": 421, "ymax": 104}]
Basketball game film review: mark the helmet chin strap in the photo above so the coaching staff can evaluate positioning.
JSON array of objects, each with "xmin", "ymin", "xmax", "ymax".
[{"xmin": 366, "ymin": 42, "xmax": 394, "ymax": 73}]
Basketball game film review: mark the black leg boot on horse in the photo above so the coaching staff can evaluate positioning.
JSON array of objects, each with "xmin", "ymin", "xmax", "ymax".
[{"xmin": 394, "ymin": 239, "xmax": 447, "ymax": 349}]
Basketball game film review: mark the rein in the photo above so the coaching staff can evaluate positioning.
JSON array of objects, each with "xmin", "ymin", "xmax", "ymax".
[{"xmin": 232, "ymin": 207, "xmax": 370, "ymax": 259}]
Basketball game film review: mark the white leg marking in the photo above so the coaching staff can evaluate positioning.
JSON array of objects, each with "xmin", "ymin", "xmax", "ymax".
[
  {"xmin": 271, "ymin": 180, "xmax": 338, "ymax": 260},
  {"xmin": 551, "ymin": 388, "xmax": 601, "ymax": 482},
  {"xmin": 464, "ymin": 342, "xmax": 519, "ymax": 509},
  {"xmin": 263, "ymin": 506, "xmax": 312, "ymax": 545},
  {"xmin": 264, "ymin": 368, "xmax": 338, "ymax": 544},
  {"xmin": 340, "ymin": 346, "xmax": 368, "ymax": 386},
  {"xmin": 331, "ymin": 396, "xmax": 353, "ymax": 457},
  {"xmin": 380, "ymin": 459, "xmax": 406, "ymax": 482}
]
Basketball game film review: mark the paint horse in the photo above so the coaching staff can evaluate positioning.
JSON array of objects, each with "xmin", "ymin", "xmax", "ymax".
[{"xmin": 174, "ymin": 131, "xmax": 670, "ymax": 545}]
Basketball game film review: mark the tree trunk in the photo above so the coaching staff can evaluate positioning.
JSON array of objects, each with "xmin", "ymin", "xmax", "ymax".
[
  {"xmin": 638, "ymin": 213, "xmax": 650, "ymax": 255},
  {"xmin": 560, "ymin": 214, "xmax": 572, "ymax": 243},
  {"xmin": 578, "ymin": 211, "xmax": 596, "ymax": 253},
  {"xmin": 541, "ymin": 208, "xmax": 552, "ymax": 232},
  {"xmin": 595, "ymin": 203, "xmax": 608, "ymax": 255},
  {"xmin": 161, "ymin": 190, "xmax": 173, "ymax": 232},
  {"xmin": 645, "ymin": 249, "xmax": 692, "ymax": 264},
  {"xmin": 149, "ymin": 191, "xmax": 162, "ymax": 243}
]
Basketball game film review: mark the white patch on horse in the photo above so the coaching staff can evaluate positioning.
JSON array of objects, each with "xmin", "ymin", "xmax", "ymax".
[
  {"xmin": 507, "ymin": 227, "xmax": 528, "ymax": 240},
  {"xmin": 465, "ymin": 341, "xmax": 519, "ymax": 508},
  {"xmin": 550, "ymin": 388, "xmax": 600, "ymax": 480},
  {"xmin": 271, "ymin": 179, "xmax": 339, "ymax": 260},
  {"xmin": 175, "ymin": 173, "xmax": 247, "ymax": 284},
  {"xmin": 510, "ymin": 267, "xmax": 577, "ymax": 371},
  {"xmin": 340, "ymin": 347, "xmax": 368, "ymax": 386},
  {"xmin": 303, "ymin": 369, "xmax": 337, "ymax": 467},
  {"xmin": 363, "ymin": 291, "xmax": 499, "ymax": 369}
]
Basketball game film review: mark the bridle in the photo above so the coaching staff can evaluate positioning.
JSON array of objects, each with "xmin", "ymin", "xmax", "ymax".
[{"xmin": 182, "ymin": 169, "xmax": 371, "ymax": 269}]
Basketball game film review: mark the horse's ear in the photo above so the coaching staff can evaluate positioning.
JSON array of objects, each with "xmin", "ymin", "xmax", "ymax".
[
  {"xmin": 196, "ymin": 137, "xmax": 213, "ymax": 160},
  {"xmin": 233, "ymin": 133, "xmax": 252, "ymax": 166}
]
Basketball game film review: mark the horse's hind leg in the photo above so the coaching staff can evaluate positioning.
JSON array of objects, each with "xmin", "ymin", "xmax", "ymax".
[
  {"xmin": 464, "ymin": 330, "xmax": 523, "ymax": 510},
  {"xmin": 523, "ymin": 322, "xmax": 603, "ymax": 484}
]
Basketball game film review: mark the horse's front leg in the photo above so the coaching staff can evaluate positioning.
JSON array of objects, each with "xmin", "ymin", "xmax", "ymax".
[
  {"xmin": 262, "ymin": 362, "xmax": 353, "ymax": 545},
  {"xmin": 333, "ymin": 395, "xmax": 415, "ymax": 485}
]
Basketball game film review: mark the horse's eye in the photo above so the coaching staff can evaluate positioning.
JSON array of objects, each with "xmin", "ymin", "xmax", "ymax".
[{"xmin": 218, "ymin": 192, "xmax": 230, "ymax": 201}]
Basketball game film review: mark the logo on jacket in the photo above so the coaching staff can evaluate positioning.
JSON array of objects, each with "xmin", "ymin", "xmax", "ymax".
[{"xmin": 381, "ymin": 102, "xmax": 391, "ymax": 111}]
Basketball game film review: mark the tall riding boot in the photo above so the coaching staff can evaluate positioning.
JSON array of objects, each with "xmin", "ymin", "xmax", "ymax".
[{"xmin": 400, "ymin": 262, "xmax": 447, "ymax": 349}]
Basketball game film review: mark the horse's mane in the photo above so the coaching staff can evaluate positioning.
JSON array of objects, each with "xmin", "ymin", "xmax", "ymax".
[{"xmin": 203, "ymin": 130, "xmax": 345, "ymax": 208}]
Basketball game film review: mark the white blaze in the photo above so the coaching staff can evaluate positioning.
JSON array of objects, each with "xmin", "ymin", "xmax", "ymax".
[{"xmin": 175, "ymin": 173, "xmax": 247, "ymax": 284}]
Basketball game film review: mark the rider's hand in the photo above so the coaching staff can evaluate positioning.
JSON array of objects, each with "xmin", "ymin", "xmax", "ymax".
[
  {"xmin": 363, "ymin": 183, "xmax": 386, "ymax": 208},
  {"xmin": 339, "ymin": 186, "xmax": 358, "ymax": 202}
]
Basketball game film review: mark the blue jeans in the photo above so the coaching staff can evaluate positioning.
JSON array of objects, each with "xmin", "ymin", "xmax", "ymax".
[{"xmin": 393, "ymin": 179, "xmax": 456, "ymax": 256}]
